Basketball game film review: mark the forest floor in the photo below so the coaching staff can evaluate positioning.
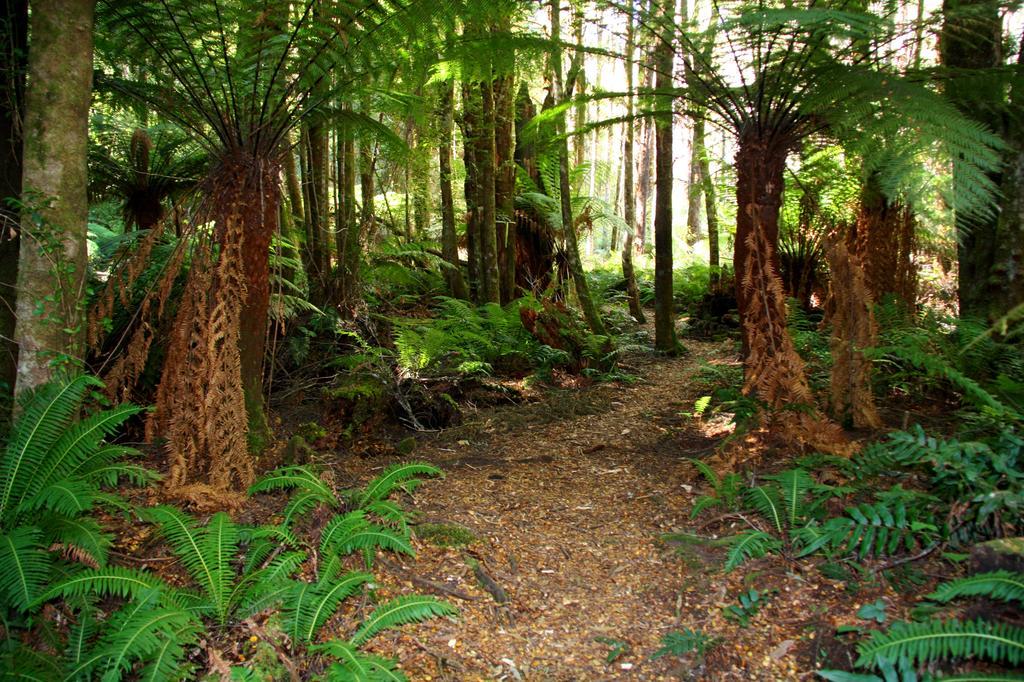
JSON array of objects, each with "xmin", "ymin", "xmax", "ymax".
[{"xmin": 325, "ymin": 337, "xmax": 882, "ymax": 681}]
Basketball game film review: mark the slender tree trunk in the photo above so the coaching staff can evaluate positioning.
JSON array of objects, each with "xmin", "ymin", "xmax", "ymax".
[
  {"xmin": 14, "ymin": 0, "xmax": 93, "ymax": 393},
  {"xmin": 701, "ymin": 121, "xmax": 720, "ymax": 288},
  {"xmin": 653, "ymin": 3, "xmax": 677, "ymax": 352},
  {"xmin": 460, "ymin": 84, "xmax": 482, "ymax": 301},
  {"xmin": 284, "ymin": 141, "xmax": 303, "ymax": 223},
  {"xmin": 494, "ymin": 73, "xmax": 517, "ymax": 303},
  {"xmin": 686, "ymin": 117, "xmax": 705, "ymax": 245},
  {"xmin": 334, "ymin": 113, "xmax": 360, "ymax": 315},
  {"xmin": 478, "ymin": 79, "xmax": 501, "ymax": 304},
  {"xmin": 941, "ymin": 0, "xmax": 1022, "ymax": 319},
  {"xmin": 635, "ymin": 52, "xmax": 655, "ymax": 254},
  {"xmin": 359, "ymin": 137, "xmax": 375, "ymax": 243},
  {"xmin": 622, "ymin": 3, "xmax": 646, "ymax": 324},
  {"xmin": 438, "ymin": 82, "xmax": 469, "ymax": 300},
  {"xmin": 0, "ymin": 0, "xmax": 27, "ymax": 411},
  {"xmin": 551, "ymin": 0, "xmax": 606, "ymax": 337}
]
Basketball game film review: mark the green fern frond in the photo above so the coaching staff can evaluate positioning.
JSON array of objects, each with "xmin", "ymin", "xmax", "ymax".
[
  {"xmin": 319, "ymin": 510, "xmax": 369, "ymax": 556},
  {"xmin": 796, "ymin": 501, "xmax": 936, "ymax": 560},
  {"xmin": 284, "ymin": 572, "xmax": 372, "ymax": 645},
  {"xmin": 316, "ymin": 639, "xmax": 408, "ymax": 681},
  {"xmin": 333, "ymin": 524, "xmax": 415, "ymax": 560},
  {"xmin": 927, "ymin": 572, "xmax": 1024, "ymax": 605},
  {"xmin": 745, "ymin": 486, "xmax": 784, "ymax": 533},
  {"xmin": 765, "ymin": 469, "xmax": 818, "ymax": 527},
  {"xmin": 358, "ymin": 462, "xmax": 443, "ymax": 508},
  {"xmin": 144, "ymin": 506, "xmax": 238, "ymax": 623},
  {"xmin": 856, "ymin": 619, "xmax": 1024, "ymax": 669},
  {"xmin": 349, "ymin": 595, "xmax": 457, "ymax": 647},
  {"xmin": 249, "ymin": 465, "xmax": 337, "ymax": 502},
  {"xmin": 0, "ymin": 375, "xmax": 102, "ymax": 521},
  {"xmin": 38, "ymin": 566, "xmax": 171, "ymax": 604},
  {"xmin": 717, "ymin": 531, "xmax": 782, "ymax": 572},
  {"xmin": 0, "ymin": 526, "xmax": 51, "ymax": 612},
  {"xmin": 46, "ymin": 516, "xmax": 112, "ymax": 568}
]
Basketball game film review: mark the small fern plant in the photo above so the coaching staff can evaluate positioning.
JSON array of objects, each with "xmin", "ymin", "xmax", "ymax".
[
  {"xmin": 688, "ymin": 458, "xmax": 742, "ymax": 519},
  {"xmin": 249, "ymin": 461, "xmax": 443, "ymax": 567},
  {"xmin": 819, "ymin": 571, "xmax": 1024, "ymax": 680},
  {"xmin": 0, "ymin": 374, "xmax": 153, "ymax": 613}
]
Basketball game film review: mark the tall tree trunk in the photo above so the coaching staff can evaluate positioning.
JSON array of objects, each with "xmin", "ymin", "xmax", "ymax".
[
  {"xmin": 14, "ymin": 0, "xmax": 93, "ymax": 393},
  {"xmin": 494, "ymin": 73, "xmax": 517, "ymax": 303},
  {"xmin": 622, "ymin": 3, "xmax": 646, "ymax": 324},
  {"xmin": 284, "ymin": 141, "xmax": 303, "ymax": 223},
  {"xmin": 478, "ymin": 79, "xmax": 501, "ymax": 304},
  {"xmin": 551, "ymin": 0, "xmax": 606, "ymax": 337},
  {"xmin": 701, "ymin": 119, "xmax": 720, "ymax": 288},
  {"xmin": 460, "ymin": 84, "xmax": 482, "ymax": 301},
  {"xmin": 635, "ymin": 51, "xmax": 655, "ymax": 254},
  {"xmin": 941, "ymin": 0, "xmax": 1022, "ymax": 319},
  {"xmin": 334, "ymin": 114, "xmax": 360, "ymax": 315},
  {"xmin": 359, "ymin": 136, "xmax": 375, "ymax": 243},
  {"xmin": 0, "ymin": 0, "xmax": 27, "ymax": 413},
  {"xmin": 853, "ymin": 174, "xmax": 917, "ymax": 305},
  {"xmin": 653, "ymin": 2, "xmax": 677, "ymax": 352},
  {"xmin": 686, "ymin": 117, "xmax": 705, "ymax": 245},
  {"xmin": 438, "ymin": 82, "xmax": 469, "ymax": 300},
  {"xmin": 300, "ymin": 126, "xmax": 324, "ymax": 297}
]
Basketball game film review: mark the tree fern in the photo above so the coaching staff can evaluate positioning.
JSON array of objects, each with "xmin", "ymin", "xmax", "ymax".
[
  {"xmin": 349, "ymin": 595, "xmax": 456, "ymax": 647},
  {"xmin": 927, "ymin": 572, "xmax": 1024, "ymax": 606}
]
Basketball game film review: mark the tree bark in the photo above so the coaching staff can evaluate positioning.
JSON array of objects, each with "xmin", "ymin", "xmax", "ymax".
[
  {"xmin": 686, "ymin": 117, "xmax": 705, "ymax": 245},
  {"xmin": 622, "ymin": 3, "xmax": 646, "ymax": 324},
  {"xmin": 551, "ymin": 0, "xmax": 606, "ymax": 337},
  {"xmin": 494, "ymin": 73, "xmax": 517, "ymax": 303},
  {"xmin": 653, "ymin": 3, "xmax": 677, "ymax": 352},
  {"xmin": 14, "ymin": 0, "xmax": 93, "ymax": 393},
  {"xmin": 334, "ymin": 113, "xmax": 360, "ymax": 315},
  {"xmin": 439, "ymin": 82, "xmax": 469, "ymax": 300},
  {"xmin": 460, "ymin": 84, "xmax": 482, "ymax": 301},
  {"xmin": 701, "ymin": 121, "xmax": 720, "ymax": 288},
  {"xmin": 478, "ymin": 78, "xmax": 501, "ymax": 304},
  {"xmin": 941, "ymin": 0, "xmax": 1022, "ymax": 319},
  {"xmin": 0, "ymin": 0, "xmax": 27, "ymax": 410},
  {"xmin": 359, "ymin": 136, "xmax": 375, "ymax": 243}
]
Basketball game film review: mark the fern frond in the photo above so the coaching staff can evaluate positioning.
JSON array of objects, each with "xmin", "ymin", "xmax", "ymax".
[
  {"xmin": 46, "ymin": 516, "xmax": 112, "ymax": 568},
  {"xmin": 745, "ymin": 486, "xmax": 784, "ymax": 533},
  {"xmin": 349, "ymin": 595, "xmax": 456, "ymax": 647},
  {"xmin": 716, "ymin": 530, "xmax": 782, "ymax": 572},
  {"xmin": 796, "ymin": 502, "xmax": 936, "ymax": 560},
  {"xmin": 283, "ymin": 571, "xmax": 372, "ymax": 645},
  {"xmin": 358, "ymin": 463, "xmax": 443, "ymax": 507},
  {"xmin": 0, "ymin": 526, "xmax": 51, "ymax": 612},
  {"xmin": 927, "ymin": 572, "xmax": 1024, "ymax": 605},
  {"xmin": 765, "ymin": 469, "xmax": 817, "ymax": 527},
  {"xmin": 145, "ymin": 506, "xmax": 238, "ymax": 623},
  {"xmin": 856, "ymin": 619, "xmax": 1024, "ymax": 668},
  {"xmin": 316, "ymin": 639, "xmax": 408, "ymax": 681},
  {"xmin": 38, "ymin": 566, "xmax": 170, "ymax": 604},
  {"xmin": 249, "ymin": 465, "xmax": 337, "ymax": 502},
  {"xmin": 0, "ymin": 375, "xmax": 102, "ymax": 521}
]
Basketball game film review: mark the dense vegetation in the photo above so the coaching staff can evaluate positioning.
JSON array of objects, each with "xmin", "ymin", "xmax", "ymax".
[{"xmin": 0, "ymin": 0, "xmax": 1022, "ymax": 679}]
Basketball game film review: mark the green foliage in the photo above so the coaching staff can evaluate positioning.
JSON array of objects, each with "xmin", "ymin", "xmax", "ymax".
[
  {"xmin": 795, "ymin": 501, "xmax": 939, "ymax": 561},
  {"xmin": 652, "ymin": 629, "xmax": 718, "ymax": 660},
  {"xmin": 821, "ymin": 572, "xmax": 1024, "ymax": 680},
  {"xmin": 717, "ymin": 530, "xmax": 783, "ymax": 572},
  {"xmin": 393, "ymin": 296, "xmax": 550, "ymax": 376},
  {"xmin": 689, "ymin": 458, "xmax": 742, "ymax": 519},
  {"xmin": 0, "ymin": 375, "xmax": 150, "ymax": 612},
  {"xmin": 723, "ymin": 588, "xmax": 771, "ymax": 627}
]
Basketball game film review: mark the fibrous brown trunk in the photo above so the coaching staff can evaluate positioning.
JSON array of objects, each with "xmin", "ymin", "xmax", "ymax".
[
  {"xmin": 334, "ymin": 115, "xmax": 360, "ymax": 315},
  {"xmin": 14, "ymin": 0, "xmax": 93, "ymax": 393},
  {"xmin": 852, "ymin": 176, "xmax": 917, "ymax": 305},
  {"xmin": 439, "ymin": 82, "xmax": 469, "ymax": 300}
]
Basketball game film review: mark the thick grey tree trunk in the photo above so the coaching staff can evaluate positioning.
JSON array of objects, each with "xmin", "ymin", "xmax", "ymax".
[{"xmin": 14, "ymin": 0, "xmax": 94, "ymax": 393}]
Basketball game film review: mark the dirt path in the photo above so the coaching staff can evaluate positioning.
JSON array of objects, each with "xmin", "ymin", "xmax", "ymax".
[{"xmin": 355, "ymin": 340, "xmax": 782, "ymax": 681}]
